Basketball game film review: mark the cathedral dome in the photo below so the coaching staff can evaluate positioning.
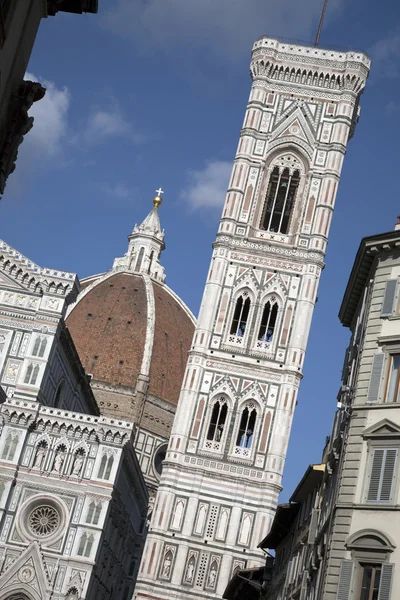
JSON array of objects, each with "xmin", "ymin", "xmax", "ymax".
[{"xmin": 66, "ymin": 270, "xmax": 195, "ymax": 407}]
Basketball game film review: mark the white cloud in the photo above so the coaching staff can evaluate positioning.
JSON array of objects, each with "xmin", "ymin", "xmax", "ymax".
[
  {"xmin": 82, "ymin": 101, "xmax": 144, "ymax": 145},
  {"xmin": 100, "ymin": 182, "xmax": 132, "ymax": 199},
  {"xmin": 370, "ymin": 29, "xmax": 400, "ymax": 79},
  {"xmin": 25, "ymin": 72, "xmax": 70, "ymax": 157},
  {"xmin": 181, "ymin": 160, "xmax": 232, "ymax": 211},
  {"xmin": 385, "ymin": 101, "xmax": 400, "ymax": 115},
  {"xmin": 103, "ymin": 0, "xmax": 342, "ymax": 60}
]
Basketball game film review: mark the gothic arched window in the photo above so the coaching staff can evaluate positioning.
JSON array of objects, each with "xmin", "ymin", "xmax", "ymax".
[
  {"xmin": 258, "ymin": 300, "xmax": 279, "ymax": 344},
  {"xmin": 206, "ymin": 400, "xmax": 228, "ymax": 444},
  {"xmin": 24, "ymin": 363, "xmax": 39, "ymax": 385},
  {"xmin": 136, "ymin": 247, "xmax": 145, "ymax": 271},
  {"xmin": 230, "ymin": 294, "xmax": 251, "ymax": 338},
  {"xmin": 260, "ymin": 166, "xmax": 300, "ymax": 234},
  {"xmin": 32, "ymin": 337, "xmax": 41, "ymax": 356},
  {"xmin": 87, "ymin": 501, "xmax": 102, "ymax": 525},
  {"xmin": 77, "ymin": 532, "xmax": 94, "ymax": 557},
  {"xmin": 38, "ymin": 338, "xmax": 47, "ymax": 358},
  {"xmin": 1, "ymin": 432, "xmax": 18, "ymax": 461},
  {"xmin": 98, "ymin": 454, "xmax": 114, "ymax": 480},
  {"xmin": 236, "ymin": 405, "xmax": 257, "ymax": 449}
]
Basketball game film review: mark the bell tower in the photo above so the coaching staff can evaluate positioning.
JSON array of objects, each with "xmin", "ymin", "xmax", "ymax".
[{"xmin": 134, "ymin": 37, "xmax": 370, "ymax": 600}]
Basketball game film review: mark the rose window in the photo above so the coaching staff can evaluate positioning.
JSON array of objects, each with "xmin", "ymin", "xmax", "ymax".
[{"xmin": 28, "ymin": 505, "xmax": 60, "ymax": 537}]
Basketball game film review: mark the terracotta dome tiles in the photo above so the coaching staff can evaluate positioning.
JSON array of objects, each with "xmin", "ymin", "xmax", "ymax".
[{"xmin": 66, "ymin": 272, "xmax": 195, "ymax": 406}]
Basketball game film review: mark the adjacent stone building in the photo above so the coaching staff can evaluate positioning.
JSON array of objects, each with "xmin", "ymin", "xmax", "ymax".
[
  {"xmin": 66, "ymin": 194, "xmax": 196, "ymax": 495},
  {"xmin": 0, "ymin": 0, "xmax": 98, "ymax": 197},
  {"xmin": 0, "ymin": 240, "xmax": 148, "ymax": 600},
  {"xmin": 134, "ymin": 36, "xmax": 370, "ymax": 600}
]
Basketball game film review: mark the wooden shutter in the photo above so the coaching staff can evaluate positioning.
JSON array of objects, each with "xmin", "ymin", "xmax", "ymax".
[
  {"xmin": 378, "ymin": 563, "xmax": 394, "ymax": 600},
  {"xmin": 381, "ymin": 449, "xmax": 398, "ymax": 502},
  {"xmin": 284, "ymin": 558, "xmax": 292, "ymax": 589},
  {"xmin": 367, "ymin": 353, "xmax": 385, "ymax": 403},
  {"xmin": 299, "ymin": 570, "xmax": 308, "ymax": 600},
  {"xmin": 307, "ymin": 508, "xmax": 320, "ymax": 544},
  {"xmin": 336, "ymin": 560, "xmax": 353, "ymax": 600},
  {"xmin": 367, "ymin": 448, "xmax": 398, "ymax": 503},
  {"xmin": 382, "ymin": 279, "xmax": 398, "ymax": 317}
]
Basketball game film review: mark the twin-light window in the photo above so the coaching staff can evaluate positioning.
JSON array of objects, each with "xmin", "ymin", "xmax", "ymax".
[
  {"xmin": 230, "ymin": 295, "xmax": 279, "ymax": 346},
  {"xmin": 205, "ymin": 401, "xmax": 257, "ymax": 454}
]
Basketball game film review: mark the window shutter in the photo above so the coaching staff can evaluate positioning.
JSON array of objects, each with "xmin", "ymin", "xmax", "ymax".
[
  {"xmin": 307, "ymin": 508, "xmax": 320, "ymax": 544},
  {"xmin": 367, "ymin": 448, "xmax": 398, "ymax": 503},
  {"xmin": 378, "ymin": 563, "xmax": 394, "ymax": 600},
  {"xmin": 380, "ymin": 449, "xmax": 398, "ymax": 502},
  {"xmin": 336, "ymin": 560, "xmax": 353, "ymax": 600},
  {"xmin": 341, "ymin": 344, "xmax": 351, "ymax": 380},
  {"xmin": 381, "ymin": 279, "xmax": 398, "ymax": 317},
  {"xmin": 367, "ymin": 353, "xmax": 385, "ymax": 403},
  {"xmin": 299, "ymin": 570, "xmax": 308, "ymax": 600},
  {"xmin": 284, "ymin": 558, "xmax": 292, "ymax": 588}
]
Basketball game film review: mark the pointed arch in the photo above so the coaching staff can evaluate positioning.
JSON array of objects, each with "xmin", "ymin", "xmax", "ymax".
[
  {"xmin": 206, "ymin": 397, "xmax": 228, "ymax": 446},
  {"xmin": 32, "ymin": 337, "xmax": 41, "ymax": 356},
  {"xmin": 97, "ymin": 454, "xmax": 107, "ymax": 479},
  {"xmin": 235, "ymin": 402, "xmax": 258, "ymax": 451},
  {"xmin": 260, "ymin": 165, "xmax": 300, "ymax": 234},
  {"xmin": 135, "ymin": 247, "xmax": 145, "ymax": 271},
  {"xmin": 230, "ymin": 292, "xmax": 251, "ymax": 338}
]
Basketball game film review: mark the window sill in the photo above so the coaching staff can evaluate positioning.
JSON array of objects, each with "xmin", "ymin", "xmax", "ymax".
[{"xmin": 337, "ymin": 501, "xmax": 400, "ymax": 511}]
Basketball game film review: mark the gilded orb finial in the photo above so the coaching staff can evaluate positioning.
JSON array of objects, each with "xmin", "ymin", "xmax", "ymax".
[{"xmin": 153, "ymin": 187, "xmax": 164, "ymax": 208}]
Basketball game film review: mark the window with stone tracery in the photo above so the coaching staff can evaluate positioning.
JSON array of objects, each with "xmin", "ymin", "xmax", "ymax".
[
  {"xmin": 97, "ymin": 453, "xmax": 114, "ymax": 480},
  {"xmin": 260, "ymin": 165, "xmax": 300, "ymax": 234},
  {"xmin": 230, "ymin": 293, "xmax": 251, "ymax": 340},
  {"xmin": 32, "ymin": 336, "xmax": 47, "ymax": 358},
  {"xmin": 257, "ymin": 298, "xmax": 279, "ymax": 349},
  {"xmin": 206, "ymin": 398, "xmax": 228, "ymax": 450},
  {"xmin": 86, "ymin": 501, "xmax": 102, "ymax": 525},
  {"xmin": 235, "ymin": 404, "xmax": 257, "ymax": 456},
  {"xmin": 1, "ymin": 431, "xmax": 18, "ymax": 461},
  {"xmin": 77, "ymin": 532, "xmax": 94, "ymax": 557},
  {"xmin": 24, "ymin": 363, "xmax": 40, "ymax": 385}
]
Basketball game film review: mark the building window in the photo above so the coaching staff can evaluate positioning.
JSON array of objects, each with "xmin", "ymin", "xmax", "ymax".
[
  {"xmin": 358, "ymin": 564, "xmax": 381, "ymax": 600},
  {"xmin": 136, "ymin": 247, "xmax": 144, "ymax": 271},
  {"xmin": 86, "ymin": 501, "xmax": 102, "ymax": 525},
  {"xmin": 32, "ymin": 336, "xmax": 47, "ymax": 358},
  {"xmin": 207, "ymin": 399, "xmax": 227, "ymax": 443},
  {"xmin": 230, "ymin": 293, "xmax": 251, "ymax": 338},
  {"xmin": 1, "ymin": 432, "xmax": 18, "ymax": 461},
  {"xmin": 235, "ymin": 404, "xmax": 257, "ymax": 454},
  {"xmin": 366, "ymin": 448, "xmax": 398, "ymax": 504},
  {"xmin": 260, "ymin": 166, "xmax": 300, "ymax": 234},
  {"xmin": 97, "ymin": 454, "xmax": 114, "ymax": 480},
  {"xmin": 385, "ymin": 355, "xmax": 400, "ymax": 403},
  {"xmin": 257, "ymin": 299, "xmax": 278, "ymax": 347},
  {"xmin": 24, "ymin": 363, "xmax": 40, "ymax": 385},
  {"xmin": 77, "ymin": 532, "xmax": 94, "ymax": 557}
]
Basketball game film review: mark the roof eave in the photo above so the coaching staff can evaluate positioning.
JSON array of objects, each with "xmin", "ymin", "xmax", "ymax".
[{"xmin": 339, "ymin": 230, "xmax": 400, "ymax": 328}]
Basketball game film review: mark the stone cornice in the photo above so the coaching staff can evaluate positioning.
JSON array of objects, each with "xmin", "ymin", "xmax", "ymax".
[{"xmin": 339, "ymin": 229, "xmax": 400, "ymax": 328}]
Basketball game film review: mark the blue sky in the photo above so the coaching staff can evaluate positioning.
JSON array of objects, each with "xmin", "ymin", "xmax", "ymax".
[{"xmin": 2, "ymin": 0, "xmax": 400, "ymax": 501}]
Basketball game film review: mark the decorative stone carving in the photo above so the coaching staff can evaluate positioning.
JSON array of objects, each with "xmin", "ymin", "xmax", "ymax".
[
  {"xmin": 18, "ymin": 564, "xmax": 35, "ymax": 583},
  {"xmin": 28, "ymin": 505, "xmax": 60, "ymax": 537}
]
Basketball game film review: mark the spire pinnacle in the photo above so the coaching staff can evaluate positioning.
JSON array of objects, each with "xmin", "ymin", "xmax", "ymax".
[{"xmin": 112, "ymin": 188, "xmax": 166, "ymax": 282}]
